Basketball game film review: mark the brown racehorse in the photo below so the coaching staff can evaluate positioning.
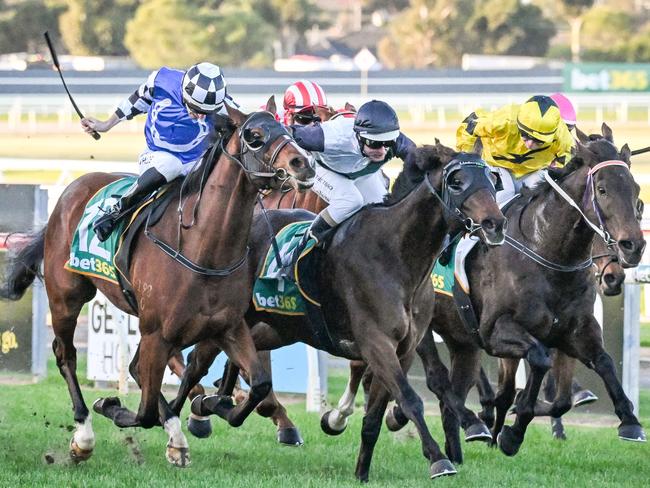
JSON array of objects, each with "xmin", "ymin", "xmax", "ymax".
[{"xmin": 0, "ymin": 99, "xmax": 314, "ymax": 467}]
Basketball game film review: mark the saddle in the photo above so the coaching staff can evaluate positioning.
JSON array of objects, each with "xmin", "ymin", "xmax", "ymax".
[{"xmin": 113, "ymin": 187, "xmax": 177, "ymax": 313}]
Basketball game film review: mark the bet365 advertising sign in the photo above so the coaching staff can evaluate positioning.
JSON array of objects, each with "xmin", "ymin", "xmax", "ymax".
[{"xmin": 564, "ymin": 63, "xmax": 650, "ymax": 92}]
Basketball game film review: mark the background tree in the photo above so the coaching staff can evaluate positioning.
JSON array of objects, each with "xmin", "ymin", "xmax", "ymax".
[
  {"xmin": 0, "ymin": 0, "xmax": 64, "ymax": 55},
  {"xmin": 554, "ymin": 0, "xmax": 595, "ymax": 62},
  {"xmin": 125, "ymin": 0, "xmax": 274, "ymax": 68},
  {"xmin": 58, "ymin": 0, "xmax": 139, "ymax": 56},
  {"xmin": 378, "ymin": 0, "xmax": 474, "ymax": 68},
  {"xmin": 469, "ymin": 0, "xmax": 555, "ymax": 56},
  {"xmin": 255, "ymin": 0, "xmax": 324, "ymax": 58},
  {"xmin": 580, "ymin": 6, "xmax": 633, "ymax": 61}
]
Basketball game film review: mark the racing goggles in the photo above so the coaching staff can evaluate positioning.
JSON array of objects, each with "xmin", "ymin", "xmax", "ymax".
[
  {"xmin": 519, "ymin": 129, "xmax": 544, "ymax": 145},
  {"xmin": 359, "ymin": 137, "xmax": 395, "ymax": 149},
  {"xmin": 291, "ymin": 106, "xmax": 324, "ymax": 125}
]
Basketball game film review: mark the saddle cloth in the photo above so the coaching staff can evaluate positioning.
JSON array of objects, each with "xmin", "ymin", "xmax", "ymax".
[
  {"xmin": 252, "ymin": 221, "xmax": 320, "ymax": 315},
  {"xmin": 64, "ymin": 177, "xmax": 136, "ymax": 284}
]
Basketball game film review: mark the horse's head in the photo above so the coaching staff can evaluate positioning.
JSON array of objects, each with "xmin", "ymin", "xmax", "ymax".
[
  {"xmin": 592, "ymin": 236, "xmax": 625, "ymax": 296},
  {"xmin": 416, "ymin": 141, "xmax": 507, "ymax": 245},
  {"xmin": 570, "ymin": 123, "xmax": 645, "ymax": 267},
  {"xmin": 226, "ymin": 97, "xmax": 315, "ymax": 191}
]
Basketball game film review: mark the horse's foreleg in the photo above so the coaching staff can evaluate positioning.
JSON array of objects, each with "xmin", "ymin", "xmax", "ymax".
[
  {"xmin": 234, "ymin": 351, "xmax": 304, "ymax": 446},
  {"xmin": 476, "ymin": 365, "xmax": 495, "ymax": 429},
  {"xmin": 50, "ymin": 299, "xmax": 95, "ymax": 462},
  {"xmin": 360, "ymin": 336, "xmax": 455, "ymax": 480},
  {"xmin": 191, "ymin": 320, "xmax": 271, "ymax": 428},
  {"xmin": 321, "ymin": 360, "xmax": 367, "ymax": 436},
  {"xmin": 486, "ymin": 318, "xmax": 551, "ymax": 456},
  {"xmin": 566, "ymin": 316, "xmax": 646, "ymax": 442},
  {"xmin": 354, "ymin": 375, "xmax": 392, "ymax": 482},
  {"xmin": 167, "ymin": 348, "xmax": 206, "ymax": 400}
]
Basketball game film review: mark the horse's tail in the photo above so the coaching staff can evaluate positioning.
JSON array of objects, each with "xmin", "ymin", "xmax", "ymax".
[{"xmin": 0, "ymin": 227, "xmax": 47, "ymax": 301}]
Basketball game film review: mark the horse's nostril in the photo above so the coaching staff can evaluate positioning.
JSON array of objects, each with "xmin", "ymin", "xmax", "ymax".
[
  {"xmin": 619, "ymin": 240, "xmax": 635, "ymax": 252},
  {"xmin": 603, "ymin": 274, "xmax": 617, "ymax": 285},
  {"xmin": 289, "ymin": 157, "xmax": 305, "ymax": 169},
  {"xmin": 482, "ymin": 219, "xmax": 496, "ymax": 230}
]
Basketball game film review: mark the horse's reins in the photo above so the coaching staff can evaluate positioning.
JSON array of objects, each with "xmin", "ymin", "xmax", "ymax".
[{"xmin": 503, "ymin": 160, "xmax": 629, "ymax": 273}]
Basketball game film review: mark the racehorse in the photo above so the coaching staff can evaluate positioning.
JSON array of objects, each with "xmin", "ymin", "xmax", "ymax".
[
  {"xmin": 171, "ymin": 142, "xmax": 507, "ymax": 480},
  {"xmin": 475, "ymin": 198, "xmax": 640, "ymax": 440},
  {"xmin": 0, "ymin": 100, "xmax": 314, "ymax": 466},
  {"xmin": 385, "ymin": 124, "xmax": 646, "ymax": 461}
]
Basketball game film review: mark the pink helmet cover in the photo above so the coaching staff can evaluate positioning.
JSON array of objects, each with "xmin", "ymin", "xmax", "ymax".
[{"xmin": 550, "ymin": 92, "xmax": 577, "ymax": 125}]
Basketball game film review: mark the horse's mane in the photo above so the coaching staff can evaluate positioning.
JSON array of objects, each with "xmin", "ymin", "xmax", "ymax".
[
  {"xmin": 176, "ymin": 115, "xmax": 237, "ymax": 195},
  {"xmin": 517, "ymin": 133, "xmax": 619, "ymax": 201},
  {"xmin": 382, "ymin": 145, "xmax": 454, "ymax": 206}
]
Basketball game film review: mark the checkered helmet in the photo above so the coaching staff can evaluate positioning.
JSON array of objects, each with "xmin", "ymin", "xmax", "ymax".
[{"xmin": 182, "ymin": 63, "xmax": 226, "ymax": 114}]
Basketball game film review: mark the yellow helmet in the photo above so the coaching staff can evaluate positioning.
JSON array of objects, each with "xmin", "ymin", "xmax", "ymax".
[{"xmin": 516, "ymin": 95, "xmax": 561, "ymax": 143}]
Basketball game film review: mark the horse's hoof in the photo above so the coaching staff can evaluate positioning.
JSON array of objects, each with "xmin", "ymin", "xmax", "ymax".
[
  {"xmin": 429, "ymin": 459, "xmax": 457, "ymax": 479},
  {"xmin": 69, "ymin": 439, "xmax": 93, "ymax": 463},
  {"xmin": 92, "ymin": 396, "xmax": 121, "ymax": 415},
  {"xmin": 385, "ymin": 405, "xmax": 408, "ymax": 432},
  {"xmin": 618, "ymin": 424, "xmax": 647, "ymax": 442},
  {"xmin": 277, "ymin": 427, "xmax": 304, "ymax": 446},
  {"xmin": 551, "ymin": 418, "xmax": 566, "ymax": 440},
  {"xmin": 497, "ymin": 426, "xmax": 522, "ymax": 457},
  {"xmin": 187, "ymin": 414, "xmax": 212, "ymax": 439},
  {"xmin": 320, "ymin": 411, "xmax": 346, "ymax": 436},
  {"xmin": 572, "ymin": 389, "xmax": 598, "ymax": 408},
  {"xmin": 465, "ymin": 422, "xmax": 492, "ymax": 442},
  {"xmin": 552, "ymin": 430, "xmax": 567, "ymax": 441},
  {"xmin": 478, "ymin": 411, "xmax": 495, "ymax": 430},
  {"xmin": 166, "ymin": 445, "xmax": 191, "ymax": 467}
]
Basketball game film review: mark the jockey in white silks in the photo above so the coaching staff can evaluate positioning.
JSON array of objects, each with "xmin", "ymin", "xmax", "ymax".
[{"xmin": 289, "ymin": 99, "xmax": 417, "ymax": 242}]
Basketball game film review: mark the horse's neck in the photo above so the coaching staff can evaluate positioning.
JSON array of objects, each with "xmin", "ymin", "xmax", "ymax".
[
  {"xmin": 379, "ymin": 180, "xmax": 447, "ymax": 274},
  {"xmin": 188, "ymin": 144, "xmax": 258, "ymax": 267},
  {"xmin": 518, "ymin": 170, "xmax": 593, "ymax": 263}
]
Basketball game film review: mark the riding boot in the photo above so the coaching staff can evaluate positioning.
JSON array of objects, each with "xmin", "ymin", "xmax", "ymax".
[
  {"xmin": 93, "ymin": 167, "xmax": 167, "ymax": 242},
  {"xmin": 288, "ymin": 215, "xmax": 334, "ymax": 271},
  {"xmin": 306, "ymin": 214, "xmax": 334, "ymax": 246}
]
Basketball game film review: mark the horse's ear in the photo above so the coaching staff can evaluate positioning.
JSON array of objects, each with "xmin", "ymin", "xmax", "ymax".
[
  {"xmin": 414, "ymin": 145, "xmax": 443, "ymax": 171},
  {"xmin": 265, "ymin": 95, "xmax": 277, "ymax": 115},
  {"xmin": 620, "ymin": 143, "xmax": 632, "ymax": 167},
  {"xmin": 575, "ymin": 126, "xmax": 590, "ymax": 144},
  {"xmin": 345, "ymin": 102, "xmax": 357, "ymax": 112},
  {"xmin": 601, "ymin": 123, "xmax": 614, "ymax": 143},
  {"xmin": 226, "ymin": 103, "xmax": 247, "ymax": 126}
]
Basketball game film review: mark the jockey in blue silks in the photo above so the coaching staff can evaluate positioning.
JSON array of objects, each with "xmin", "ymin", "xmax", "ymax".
[{"xmin": 81, "ymin": 62, "xmax": 237, "ymax": 242}]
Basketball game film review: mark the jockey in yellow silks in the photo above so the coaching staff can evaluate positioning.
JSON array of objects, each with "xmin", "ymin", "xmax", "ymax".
[{"xmin": 456, "ymin": 95, "xmax": 574, "ymax": 205}]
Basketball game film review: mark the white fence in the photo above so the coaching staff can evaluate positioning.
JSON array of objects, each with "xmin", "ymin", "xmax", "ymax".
[{"xmin": 6, "ymin": 93, "xmax": 650, "ymax": 132}]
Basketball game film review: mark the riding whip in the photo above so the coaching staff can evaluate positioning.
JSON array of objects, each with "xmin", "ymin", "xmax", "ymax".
[
  {"xmin": 632, "ymin": 146, "xmax": 650, "ymax": 156},
  {"xmin": 43, "ymin": 31, "xmax": 100, "ymax": 140}
]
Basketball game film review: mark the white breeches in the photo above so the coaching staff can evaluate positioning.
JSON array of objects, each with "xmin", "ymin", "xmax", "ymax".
[
  {"xmin": 311, "ymin": 165, "xmax": 388, "ymax": 224},
  {"xmin": 138, "ymin": 150, "xmax": 195, "ymax": 182},
  {"xmin": 493, "ymin": 167, "xmax": 546, "ymax": 206}
]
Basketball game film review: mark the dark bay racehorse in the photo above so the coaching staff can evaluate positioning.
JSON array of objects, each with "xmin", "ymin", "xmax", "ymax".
[
  {"xmin": 386, "ymin": 124, "xmax": 646, "ymax": 461},
  {"xmin": 0, "ymin": 101, "xmax": 314, "ymax": 466},
  {"xmin": 172, "ymin": 143, "xmax": 507, "ymax": 480}
]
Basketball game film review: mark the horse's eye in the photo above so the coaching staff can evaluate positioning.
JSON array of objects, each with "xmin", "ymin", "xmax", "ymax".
[{"xmin": 597, "ymin": 186, "xmax": 607, "ymax": 196}]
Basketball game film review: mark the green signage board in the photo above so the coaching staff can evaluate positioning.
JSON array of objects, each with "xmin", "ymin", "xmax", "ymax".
[{"xmin": 564, "ymin": 63, "xmax": 650, "ymax": 92}]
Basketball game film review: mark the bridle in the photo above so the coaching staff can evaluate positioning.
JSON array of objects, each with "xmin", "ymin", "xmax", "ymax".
[
  {"xmin": 503, "ymin": 159, "xmax": 632, "ymax": 273},
  {"xmin": 544, "ymin": 159, "xmax": 630, "ymax": 249},
  {"xmin": 424, "ymin": 158, "xmax": 497, "ymax": 235},
  {"xmin": 221, "ymin": 111, "xmax": 313, "ymax": 188}
]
